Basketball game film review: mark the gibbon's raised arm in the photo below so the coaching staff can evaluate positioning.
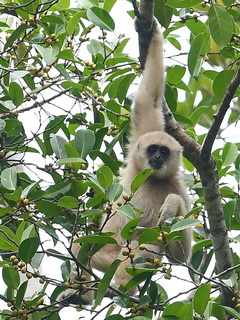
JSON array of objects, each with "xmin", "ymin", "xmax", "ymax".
[{"xmin": 131, "ymin": 21, "xmax": 165, "ymax": 142}]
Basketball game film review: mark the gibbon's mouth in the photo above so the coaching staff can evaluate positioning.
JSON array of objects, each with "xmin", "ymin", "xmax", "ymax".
[{"xmin": 149, "ymin": 159, "xmax": 163, "ymax": 170}]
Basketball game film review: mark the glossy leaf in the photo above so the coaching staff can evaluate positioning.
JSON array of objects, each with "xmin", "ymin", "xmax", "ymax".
[
  {"xmin": 213, "ymin": 70, "xmax": 235, "ymax": 99},
  {"xmin": 222, "ymin": 306, "xmax": 240, "ymax": 319},
  {"xmin": 1, "ymin": 167, "xmax": 17, "ymax": 190},
  {"xmin": 106, "ymin": 183, "xmax": 123, "ymax": 203},
  {"xmin": 75, "ymin": 234, "xmax": 117, "ymax": 245},
  {"xmin": 50, "ymin": 134, "xmax": 68, "ymax": 159},
  {"xmin": 93, "ymin": 259, "xmax": 121, "ymax": 308},
  {"xmin": 121, "ymin": 217, "xmax": 141, "ymax": 240},
  {"xmin": 16, "ymin": 281, "xmax": 28, "ymax": 308},
  {"xmin": 130, "ymin": 168, "xmax": 152, "ymax": 194},
  {"xmin": 193, "ymin": 284, "xmax": 211, "ymax": 315},
  {"xmin": 96, "ymin": 166, "xmax": 113, "ymax": 189},
  {"xmin": 0, "ymin": 226, "xmax": 18, "ymax": 251},
  {"xmin": 58, "ymin": 196, "xmax": 79, "ymax": 208},
  {"xmin": 209, "ymin": 5, "xmax": 233, "ymax": 48},
  {"xmin": 222, "ymin": 142, "xmax": 238, "ymax": 166},
  {"xmin": 86, "ymin": 7, "xmax": 115, "ymax": 31},
  {"xmin": 2, "ymin": 267, "xmax": 20, "ymax": 289},
  {"xmin": 171, "ymin": 218, "xmax": 199, "ymax": 231},
  {"xmin": 116, "ymin": 205, "xmax": 136, "ymax": 220},
  {"xmin": 44, "ymin": 182, "xmax": 71, "ymax": 199},
  {"xmin": 0, "ymin": 119, "xmax": 6, "ymax": 135},
  {"xmin": 37, "ymin": 45, "xmax": 59, "ymax": 65},
  {"xmin": 166, "ymin": 0, "xmax": 202, "ymax": 8},
  {"xmin": 9, "ymin": 82, "xmax": 24, "ymax": 107},
  {"xmin": 18, "ymin": 237, "xmax": 40, "ymax": 263},
  {"xmin": 4, "ymin": 24, "xmax": 28, "ymax": 49},
  {"xmin": 67, "ymin": 11, "xmax": 83, "ymax": 35},
  {"xmin": 36, "ymin": 200, "xmax": 63, "ymax": 217},
  {"xmin": 188, "ymin": 33, "xmax": 209, "ymax": 77},
  {"xmin": 163, "ymin": 301, "xmax": 193, "ymax": 319},
  {"xmin": 167, "ymin": 66, "xmax": 186, "ymax": 84},
  {"xmin": 155, "ymin": 0, "xmax": 173, "ymax": 29},
  {"xmin": 75, "ymin": 129, "xmax": 95, "ymax": 159}
]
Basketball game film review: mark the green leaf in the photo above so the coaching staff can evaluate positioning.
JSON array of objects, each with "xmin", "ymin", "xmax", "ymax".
[
  {"xmin": 44, "ymin": 182, "xmax": 71, "ymax": 199},
  {"xmin": 74, "ymin": 129, "xmax": 95, "ymax": 159},
  {"xmin": 75, "ymin": 234, "xmax": 117, "ymax": 245},
  {"xmin": 35, "ymin": 45, "xmax": 59, "ymax": 65},
  {"xmin": 171, "ymin": 218, "xmax": 199, "ymax": 231},
  {"xmin": 189, "ymin": 106, "xmax": 208, "ymax": 125},
  {"xmin": 18, "ymin": 237, "xmax": 40, "ymax": 263},
  {"xmin": 10, "ymin": 71, "xmax": 29, "ymax": 82},
  {"xmin": 36, "ymin": 200, "xmax": 63, "ymax": 217},
  {"xmin": 222, "ymin": 306, "xmax": 240, "ymax": 319},
  {"xmin": 116, "ymin": 205, "xmax": 136, "ymax": 220},
  {"xmin": 188, "ymin": 33, "xmax": 209, "ymax": 78},
  {"xmin": 50, "ymin": 134, "xmax": 68, "ymax": 159},
  {"xmin": 87, "ymin": 7, "xmax": 115, "ymax": 31},
  {"xmin": 5, "ymin": 186, "xmax": 22, "ymax": 202},
  {"xmin": 1, "ymin": 167, "xmax": 17, "ymax": 190},
  {"xmin": 163, "ymin": 301, "xmax": 193, "ymax": 320},
  {"xmin": 209, "ymin": 4, "xmax": 233, "ymax": 48},
  {"xmin": 103, "ymin": 0, "xmax": 117, "ymax": 12},
  {"xmin": 67, "ymin": 11, "xmax": 83, "ymax": 35},
  {"xmin": 0, "ymin": 226, "xmax": 18, "ymax": 251},
  {"xmin": 193, "ymin": 284, "xmax": 211, "ymax": 315},
  {"xmin": 65, "ymin": 142, "xmax": 82, "ymax": 171},
  {"xmin": 106, "ymin": 183, "xmax": 123, "ymax": 203},
  {"xmin": 57, "ymin": 157, "xmax": 85, "ymax": 165},
  {"xmin": 4, "ymin": 24, "xmax": 29, "ymax": 50},
  {"xmin": 9, "ymin": 82, "xmax": 24, "ymax": 107},
  {"xmin": 212, "ymin": 70, "xmax": 235, "ymax": 99},
  {"xmin": 222, "ymin": 142, "xmax": 238, "ymax": 166},
  {"xmin": 0, "ymin": 119, "xmax": 6, "ymax": 135},
  {"xmin": 166, "ymin": 0, "xmax": 202, "ymax": 8},
  {"xmin": 155, "ymin": 0, "xmax": 173, "ymax": 29},
  {"xmin": 16, "ymin": 281, "xmax": 28, "ymax": 308},
  {"xmin": 96, "ymin": 166, "xmax": 113, "ymax": 189},
  {"xmin": 121, "ymin": 217, "xmax": 140, "ymax": 240},
  {"xmin": 117, "ymin": 73, "xmax": 136, "ymax": 103},
  {"xmin": 167, "ymin": 66, "xmax": 186, "ymax": 84},
  {"xmin": 131, "ymin": 168, "xmax": 152, "ymax": 194},
  {"xmin": 58, "ymin": 196, "xmax": 78, "ymax": 208},
  {"xmin": 22, "ymin": 181, "xmax": 42, "ymax": 199},
  {"xmin": 2, "ymin": 267, "xmax": 20, "ymax": 289},
  {"xmin": 138, "ymin": 228, "xmax": 159, "ymax": 245},
  {"xmin": 93, "ymin": 259, "xmax": 121, "ymax": 308}
]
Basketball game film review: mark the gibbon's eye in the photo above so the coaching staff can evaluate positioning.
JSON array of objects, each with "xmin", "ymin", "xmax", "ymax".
[
  {"xmin": 147, "ymin": 144, "xmax": 158, "ymax": 155},
  {"xmin": 160, "ymin": 146, "xmax": 170, "ymax": 156}
]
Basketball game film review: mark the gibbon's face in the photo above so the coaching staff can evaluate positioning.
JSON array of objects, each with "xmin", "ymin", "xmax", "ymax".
[{"xmin": 134, "ymin": 131, "xmax": 183, "ymax": 178}]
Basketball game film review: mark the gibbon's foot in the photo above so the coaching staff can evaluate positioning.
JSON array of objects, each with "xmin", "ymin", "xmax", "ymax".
[{"xmin": 58, "ymin": 288, "xmax": 93, "ymax": 306}]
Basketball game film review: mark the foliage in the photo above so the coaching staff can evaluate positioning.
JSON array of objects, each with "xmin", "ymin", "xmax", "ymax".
[{"xmin": 0, "ymin": 0, "xmax": 239, "ymax": 319}]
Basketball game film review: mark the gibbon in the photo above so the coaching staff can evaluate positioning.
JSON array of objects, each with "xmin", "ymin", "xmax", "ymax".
[{"xmin": 59, "ymin": 19, "xmax": 191, "ymax": 306}]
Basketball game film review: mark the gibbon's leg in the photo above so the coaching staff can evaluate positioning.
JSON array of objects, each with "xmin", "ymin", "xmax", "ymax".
[
  {"xmin": 113, "ymin": 240, "xmax": 162, "ymax": 295},
  {"xmin": 131, "ymin": 20, "xmax": 165, "ymax": 141},
  {"xmin": 158, "ymin": 194, "xmax": 192, "ymax": 262},
  {"xmin": 59, "ymin": 242, "xmax": 121, "ymax": 305}
]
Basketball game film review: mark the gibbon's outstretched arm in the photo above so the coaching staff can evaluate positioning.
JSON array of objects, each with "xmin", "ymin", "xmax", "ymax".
[{"xmin": 131, "ymin": 20, "xmax": 165, "ymax": 142}]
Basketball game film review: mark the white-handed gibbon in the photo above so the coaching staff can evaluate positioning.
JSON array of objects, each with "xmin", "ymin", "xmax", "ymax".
[{"xmin": 59, "ymin": 19, "xmax": 191, "ymax": 306}]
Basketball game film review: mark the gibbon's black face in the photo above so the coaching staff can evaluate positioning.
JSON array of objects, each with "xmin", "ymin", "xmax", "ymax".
[{"xmin": 147, "ymin": 144, "xmax": 170, "ymax": 170}]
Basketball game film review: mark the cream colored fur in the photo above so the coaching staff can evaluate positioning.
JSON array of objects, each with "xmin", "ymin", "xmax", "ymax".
[{"xmin": 59, "ymin": 20, "xmax": 191, "ymax": 306}]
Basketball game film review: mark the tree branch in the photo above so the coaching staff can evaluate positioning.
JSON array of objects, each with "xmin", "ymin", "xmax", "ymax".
[{"xmin": 201, "ymin": 66, "xmax": 240, "ymax": 160}]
